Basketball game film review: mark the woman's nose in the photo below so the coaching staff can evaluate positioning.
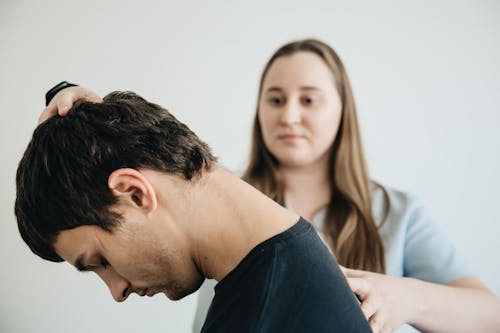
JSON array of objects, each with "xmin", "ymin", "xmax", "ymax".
[{"xmin": 280, "ymin": 101, "xmax": 302, "ymax": 125}]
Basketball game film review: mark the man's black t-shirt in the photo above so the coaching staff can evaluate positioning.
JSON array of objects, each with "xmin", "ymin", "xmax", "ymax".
[{"xmin": 200, "ymin": 218, "xmax": 371, "ymax": 332}]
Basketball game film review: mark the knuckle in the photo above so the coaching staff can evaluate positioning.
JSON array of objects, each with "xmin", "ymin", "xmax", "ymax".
[
  {"xmin": 360, "ymin": 278, "xmax": 371, "ymax": 293},
  {"xmin": 369, "ymin": 315, "xmax": 384, "ymax": 331},
  {"xmin": 361, "ymin": 301, "xmax": 375, "ymax": 316}
]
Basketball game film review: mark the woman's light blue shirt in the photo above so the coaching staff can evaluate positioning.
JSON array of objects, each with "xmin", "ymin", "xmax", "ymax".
[{"xmin": 308, "ymin": 185, "xmax": 472, "ymax": 283}]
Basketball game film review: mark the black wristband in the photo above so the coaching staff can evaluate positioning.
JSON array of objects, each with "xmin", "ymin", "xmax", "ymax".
[{"xmin": 45, "ymin": 81, "xmax": 77, "ymax": 106}]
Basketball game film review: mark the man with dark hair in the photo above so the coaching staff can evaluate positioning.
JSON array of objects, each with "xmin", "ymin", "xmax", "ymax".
[{"xmin": 16, "ymin": 87, "xmax": 370, "ymax": 332}]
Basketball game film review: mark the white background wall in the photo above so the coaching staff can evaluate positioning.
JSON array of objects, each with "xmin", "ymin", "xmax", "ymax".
[{"xmin": 1, "ymin": 1, "xmax": 499, "ymax": 332}]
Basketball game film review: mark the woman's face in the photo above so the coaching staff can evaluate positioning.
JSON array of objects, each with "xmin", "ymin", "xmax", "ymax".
[{"xmin": 258, "ymin": 51, "xmax": 342, "ymax": 169}]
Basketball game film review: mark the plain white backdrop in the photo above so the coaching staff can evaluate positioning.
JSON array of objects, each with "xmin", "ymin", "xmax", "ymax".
[{"xmin": 1, "ymin": 1, "xmax": 499, "ymax": 332}]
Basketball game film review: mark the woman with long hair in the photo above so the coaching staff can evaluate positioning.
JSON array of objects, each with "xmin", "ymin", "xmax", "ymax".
[{"xmin": 192, "ymin": 39, "xmax": 500, "ymax": 332}]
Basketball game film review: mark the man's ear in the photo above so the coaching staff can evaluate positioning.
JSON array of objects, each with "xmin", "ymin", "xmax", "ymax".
[{"xmin": 108, "ymin": 168, "xmax": 158, "ymax": 213}]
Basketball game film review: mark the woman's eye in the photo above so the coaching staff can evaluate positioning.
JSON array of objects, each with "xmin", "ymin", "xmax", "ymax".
[
  {"xmin": 302, "ymin": 96, "xmax": 315, "ymax": 105},
  {"xmin": 268, "ymin": 97, "xmax": 284, "ymax": 106}
]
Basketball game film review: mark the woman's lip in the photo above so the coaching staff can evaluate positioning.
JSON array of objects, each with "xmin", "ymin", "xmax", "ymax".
[
  {"xmin": 278, "ymin": 134, "xmax": 304, "ymax": 140},
  {"xmin": 146, "ymin": 289, "xmax": 155, "ymax": 297},
  {"xmin": 278, "ymin": 134, "xmax": 304, "ymax": 141}
]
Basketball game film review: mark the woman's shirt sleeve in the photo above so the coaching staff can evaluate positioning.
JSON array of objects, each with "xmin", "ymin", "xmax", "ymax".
[{"xmin": 376, "ymin": 187, "xmax": 474, "ymax": 284}]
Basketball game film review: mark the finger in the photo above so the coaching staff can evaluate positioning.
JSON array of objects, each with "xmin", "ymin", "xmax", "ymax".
[
  {"xmin": 56, "ymin": 93, "xmax": 75, "ymax": 116},
  {"xmin": 38, "ymin": 86, "xmax": 103, "ymax": 124},
  {"xmin": 38, "ymin": 91, "xmax": 77, "ymax": 123},
  {"xmin": 57, "ymin": 87, "xmax": 102, "ymax": 116},
  {"xmin": 346, "ymin": 277, "xmax": 370, "ymax": 300},
  {"xmin": 369, "ymin": 314, "xmax": 383, "ymax": 333},
  {"xmin": 342, "ymin": 267, "xmax": 365, "ymax": 278},
  {"xmin": 360, "ymin": 298, "xmax": 378, "ymax": 319},
  {"xmin": 83, "ymin": 89, "xmax": 103, "ymax": 103},
  {"xmin": 38, "ymin": 102, "xmax": 57, "ymax": 125}
]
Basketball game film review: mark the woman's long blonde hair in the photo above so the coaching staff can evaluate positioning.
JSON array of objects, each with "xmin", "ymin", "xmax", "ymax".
[{"xmin": 243, "ymin": 39, "xmax": 388, "ymax": 273}]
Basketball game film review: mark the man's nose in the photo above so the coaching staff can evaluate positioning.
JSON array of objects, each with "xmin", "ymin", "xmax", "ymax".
[{"xmin": 98, "ymin": 268, "xmax": 131, "ymax": 302}]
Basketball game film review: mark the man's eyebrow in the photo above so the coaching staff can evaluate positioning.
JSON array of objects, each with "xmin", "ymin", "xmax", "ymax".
[{"xmin": 74, "ymin": 255, "xmax": 89, "ymax": 272}]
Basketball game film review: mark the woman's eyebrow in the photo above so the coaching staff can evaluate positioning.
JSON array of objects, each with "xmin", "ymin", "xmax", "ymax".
[
  {"xmin": 265, "ymin": 87, "xmax": 283, "ymax": 93},
  {"xmin": 299, "ymin": 86, "xmax": 321, "ymax": 91},
  {"xmin": 265, "ymin": 86, "xmax": 322, "ymax": 93}
]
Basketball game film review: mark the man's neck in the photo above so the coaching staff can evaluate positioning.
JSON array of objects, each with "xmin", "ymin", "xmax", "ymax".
[{"xmin": 181, "ymin": 166, "xmax": 299, "ymax": 281}]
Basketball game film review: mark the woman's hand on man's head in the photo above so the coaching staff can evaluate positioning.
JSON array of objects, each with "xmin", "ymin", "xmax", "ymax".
[{"xmin": 38, "ymin": 86, "xmax": 102, "ymax": 125}]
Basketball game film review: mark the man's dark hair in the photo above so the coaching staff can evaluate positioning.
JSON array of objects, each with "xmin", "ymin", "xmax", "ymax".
[{"xmin": 15, "ymin": 91, "xmax": 217, "ymax": 263}]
